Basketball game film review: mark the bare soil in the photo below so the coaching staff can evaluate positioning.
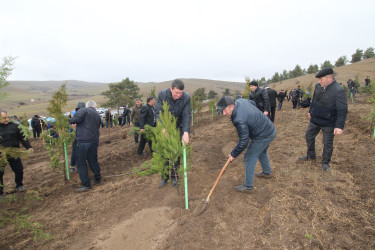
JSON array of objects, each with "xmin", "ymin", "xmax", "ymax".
[{"xmin": 1, "ymin": 93, "xmax": 375, "ymax": 249}]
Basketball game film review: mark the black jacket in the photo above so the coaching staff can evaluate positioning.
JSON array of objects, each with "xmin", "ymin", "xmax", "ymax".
[
  {"xmin": 230, "ymin": 99, "xmax": 276, "ymax": 158},
  {"xmin": 154, "ymin": 88, "xmax": 191, "ymax": 133},
  {"xmin": 309, "ymin": 80, "xmax": 348, "ymax": 129},
  {"xmin": 31, "ymin": 117, "xmax": 41, "ymax": 131},
  {"xmin": 266, "ymin": 88, "xmax": 278, "ymax": 108},
  {"xmin": 248, "ymin": 87, "xmax": 271, "ymax": 112},
  {"xmin": 277, "ymin": 91, "xmax": 286, "ymax": 102},
  {"xmin": 139, "ymin": 104, "xmax": 156, "ymax": 129},
  {"xmin": 70, "ymin": 107, "xmax": 102, "ymax": 144},
  {"xmin": 0, "ymin": 122, "xmax": 32, "ymax": 149}
]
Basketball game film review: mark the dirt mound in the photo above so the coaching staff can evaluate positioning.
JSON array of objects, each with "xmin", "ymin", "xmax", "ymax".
[{"xmin": 1, "ymin": 93, "xmax": 375, "ymax": 249}]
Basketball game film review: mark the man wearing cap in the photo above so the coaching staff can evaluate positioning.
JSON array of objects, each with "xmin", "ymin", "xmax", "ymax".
[
  {"xmin": 248, "ymin": 81, "xmax": 271, "ymax": 116},
  {"xmin": 137, "ymin": 97, "xmax": 156, "ymax": 155},
  {"xmin": 130, "ymin": 98, "xmax": 142, "ymax": 143},
  {"xmin": 154, "ymin": 79, "xmax": 191, "ymax": 188},
  {"xmin": 70, "ymin": 100, "xmax": 102, "ymax": 192},
  {"xmin": 298, "ymin": 68, "xmax": 348, "ymax": 171},
  {"xmin": 217, "ymin": 96, "xmax": 276, "ymax": 192},
  {"xmin": 70, "ymin": 102, "xmax": 85, "ymax": 173}
]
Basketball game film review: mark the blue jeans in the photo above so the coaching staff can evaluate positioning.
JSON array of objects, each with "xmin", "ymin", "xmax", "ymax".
[
  {"xmin": 243, "ymin": 131, "xmax": 276, "ymax": 187},
  {"xmin": 77, "ymin": 142, "xmax": 101, "ymax": 187}
]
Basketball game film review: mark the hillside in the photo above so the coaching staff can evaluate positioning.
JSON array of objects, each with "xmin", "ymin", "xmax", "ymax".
[
  {"xmin": 1, "ymin": 79, "xmax": 244, "ymax": 117},
  {"xmin": 1, "ymin": 93, "xmax": 374, "ymax": 249}
]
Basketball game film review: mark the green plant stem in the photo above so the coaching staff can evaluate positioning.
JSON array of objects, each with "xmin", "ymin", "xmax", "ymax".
[
  {"xmin": 64, "ymin": 142, "xmax": 69, "ymax": 180},
  {"xmin": 183, "ymin": 143, "xmax": 188, "ymax": 210}
]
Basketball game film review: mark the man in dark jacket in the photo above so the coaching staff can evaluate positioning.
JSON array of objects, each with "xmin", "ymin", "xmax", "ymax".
[
  {"xmin": 296, "ymin": 85, "xmax": 304, "ymax": 108},
  {"xmin": 265, "ymin": 86, "xmax": 277, "ymax": 123},
  {"xmin": 105, "ymin": 109, "xmax": 113, "ymax": 128},
  {"xmin": 137, "ymin": 97, "xmax": 156, "ymax": 155},
  {"xmin": 217, "ymin": 96, "xmax": 276, "ymax": 192},
  {"xmin": 248, "ymin": 81, "xmax": 270, "ymax": 116},
  {"xmin": 31, "ymin": 115, "xmax": 42, "ymax": 138},
  {"xmin": 154, "ymin": 79, "xmax": 191, "ymax": 188},
  {"xmin": 70, "ymin": 101, "xmax": 85, "ymax": 173},
  {"xmin": 122, "ymin": 106, "xmax": 130, "ymax": 126},
  {"xmin": 290, "ymin": 89, "xmax": 298, "ymax": 109},
  {"xmin": 0, "ymin": 111, "xmax": 33, "ymax": 197},
  {"xmin": 299, "ymin": 68, "xmax": 348, "ymax": 171},
  {"xmin": 277, "ymin": 90, "xmax": 286, "ymax": 110},
  {"xmin": 130, "ymin": 98, "xmax": 142, "ymax": 143},
  {"xmin": 70, "ymin": 100, "xmax": 102, "ymax": 192}
]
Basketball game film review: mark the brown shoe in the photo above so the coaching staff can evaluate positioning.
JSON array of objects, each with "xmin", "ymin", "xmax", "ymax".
[{"xmin": 256, "ymin": 172, "xmax": 273, "ymax": 179}]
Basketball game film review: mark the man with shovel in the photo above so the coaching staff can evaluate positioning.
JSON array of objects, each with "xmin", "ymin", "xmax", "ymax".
[{"xmin": 217, "ymin": 96, "xmax": 276, "ymax": 192}]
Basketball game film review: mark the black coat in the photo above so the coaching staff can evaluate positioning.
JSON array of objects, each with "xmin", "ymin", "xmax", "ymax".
[
  {"xmin": 266, "ymin": 88, "xmax": 278, "ymax": 108},
  {"xmin": 0, "ymin": 122, "xmax": 32, "ymax": 149},
  {"xmin": 139, "ymin": 104, "xmax": 156, "ymax": 129},
  {"xmin": 248, "ymin": 87, "xmax": 271, "ymax": 112},
  {"xmin": 309, "ymin": 80, "xmax": 348, "ymax": 129},
  {"xmin": 31, "ymin": 117, "xmax": 41, "ymax": 131},
  {"xmin": 277, "ymin": 91, "xmax": 286, "ymax": 102},
  {"xmin": 154, "ymin": 88, "xmax": 191, "ymax": 133},
  {"xmin": 70, "ymin": 107, "xmax": 102, "ymax": 144}
]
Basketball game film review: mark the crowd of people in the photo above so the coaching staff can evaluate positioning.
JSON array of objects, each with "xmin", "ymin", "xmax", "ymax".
[{"xmin": 0, "ymin": 67, "xmax": 359, "ymax": 196}]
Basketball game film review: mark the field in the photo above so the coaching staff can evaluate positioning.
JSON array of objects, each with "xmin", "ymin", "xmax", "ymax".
[{"xmin": 1, "ymin": 91, "xmax": 374, "ymax": 249}]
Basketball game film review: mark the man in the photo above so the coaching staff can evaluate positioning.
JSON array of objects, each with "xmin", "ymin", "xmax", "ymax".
[
  {"xmin": 130, "ymin": 98, "xmax": 142, "ymax": 143},
  {"xmin": 290, "ymin": 89, "xmax": 298, "ymax": 109},
  {"xmin": 105, "ymin": 109, "xmax": 113, "ymax": 128},
  {"xmin": 70, "ymin": 100, "xmax": 102, "ymax": 192},
  {"xmin": 0, "ymin": 111, "xmax": 33, "ymax": 197},
  {"xmin": 31, "ymin": 115, "xmax": 42, "ymax": 138},
  {"xmin": 154, "ymin": 79, "xmax": 191, "ymax": 188},
  {"xmin": 277, "ymin": 90, "xmax": 286, "ymax": 111},
  {"xmin": 296, "ymin": 85, "xmax": 304, "ymax": 108},
  {"xmin": 347, "ymin": 79, "xmax": 356, "ymax": 97},
  {"xmin": 216, "ymin": 96, "xmax": 276, "ymax": 192},
  {"xmin": 122, "ymin": 106, "xmax": 130, "ymax": 126},
  {"xmin": 248, "ymin": 81, "xmax": 270, "ymax": 116},
  {"xmin": 137, "ymin": 97, "xmax": 156, "ymax": 155},
  {"xmin": 70, "ymin": 102, "xmax": 85, "ymax": 173},
  {"xmin": 265, "ymin": 86, "xmax": 277, "ymax": 122},
  {"xmin": 365, "ymin": 76, "xmax": 371, "ymax": 87},
  {"xmin": 298, "ymin": 68, "xmax": 348, "ymax": 171}
]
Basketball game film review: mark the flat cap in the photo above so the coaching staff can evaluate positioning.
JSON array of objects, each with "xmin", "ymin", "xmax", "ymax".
[
  {"xmin": 76, "ymin": 102, "xmax": 86, "ymax": 109},
  {"xmin": 315, "ymin": 67, "xmax": 334, "ymax": 78},
  {"xmin": 217, "ymin": 96, "xmax": 234, "ymax": 111},
  {"xmin": 249, "ymin": 81, "xmax": 258, "ymax": 86}
]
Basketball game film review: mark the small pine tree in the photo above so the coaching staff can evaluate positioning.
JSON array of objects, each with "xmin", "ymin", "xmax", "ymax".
[
  {"xmin": 208, "ymin": 99, "xmax": 216, "ymax": 118},
  {"xmin": 42, "ymin": 84, "xmax": 75, "ymax": 180}
]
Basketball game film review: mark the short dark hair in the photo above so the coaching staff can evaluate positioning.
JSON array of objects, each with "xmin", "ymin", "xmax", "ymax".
[
  {"xmin": 171, "ymin": 79, "xmax": 184, "ymax": 90},
  {"xmin": 147, "ymin": 96, "xmax": 155, "ymax": 103}
]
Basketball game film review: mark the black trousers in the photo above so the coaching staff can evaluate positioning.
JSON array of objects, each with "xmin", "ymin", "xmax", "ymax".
[
  {"xmin": 269, "ymin": 107, "xmax": 276, "ymax": 123},
  {"xmin": 137, "ymin": 134, "xmax": 152, "ymax": 155},
  {"xmin": 32, "ymin": 129, "xmax": 40, "ymax": 138},
  {"xmin": 133, "ymin": 122, "xmax": 140, "ymax": 143},
  {"xmin": 278, "ymin": 100, "xmax": 283, "ymax": 110},
  {"xmin": 161, "ymin": 132, "xmax": 183, "ymax": 181},
  {"xmin": 305, "ymin": 122, "xmax": 334, "ymax": 164},
  {"xmin": 0, "ymin": 157, "xmax": 24, "ymax": 194}
]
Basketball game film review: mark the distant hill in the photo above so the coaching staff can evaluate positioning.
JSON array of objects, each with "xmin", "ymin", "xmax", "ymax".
[{"xmin": 1, "ymin": 79, "xmax": 245, "ymax": 117}]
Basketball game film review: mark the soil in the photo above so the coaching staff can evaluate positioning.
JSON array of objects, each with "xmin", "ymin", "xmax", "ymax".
[{"xmin": 1, "ymin": 93, "xmax": 375, "ymax": 249}]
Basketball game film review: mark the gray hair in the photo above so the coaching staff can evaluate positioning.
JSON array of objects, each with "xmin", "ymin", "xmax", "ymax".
[{"xmin": 86, "ymin": 100, "xmax": 96, "ymax": 108}]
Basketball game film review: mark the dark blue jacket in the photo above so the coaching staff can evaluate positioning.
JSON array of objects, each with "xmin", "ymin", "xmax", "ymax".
[
  {"xmin": 154, "ymin": 88, "xmax": 191, "ymax": 133},
  {"xmin": 0, "ymin": 122, "xmax": 32, "ymax": 149},
  {"xmin": 309, "ymin": 80, "xmax": 348, "ymax": 129},
  {"xmin": 230, "ymin": 99, "xmax": 276, "ymax": 158},
  {"xmin": 70, "ymin": 107, "xmax": 102, "ymax": 144}
]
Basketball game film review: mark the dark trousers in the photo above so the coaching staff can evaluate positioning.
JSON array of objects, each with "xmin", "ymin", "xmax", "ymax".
[
  {"xmin": 70, "ymin": 139, "xmax": 78, "ymax": 166},
  {"xmin": 305, "ymin": 122, "xmax": 334, "ymax": 164},
  {"xmin": 278, "ymin": 100, "xmax": 283, "ymax": 110},
  {"xmin": 77, "ymin": 142, "xmax": 101, "ymax": 187},
  {"xmin": 33, "ymin": 129, "xmax": 40, "ymax": 138},
  {"xmin": 269, "ymin": 107, "xmax": 276, "ymax": 123},
  {"xmin": 161, "ymin": 132, "xmax": 182, "ymax": 181},
  {"xmin": 0, "ymin": 157, "xmax": 24, "ymax": 194},
  {"xmin": 292, "ymin": 99, "xmax": 298, "ymax": 109},
  {"xmin": 133, "ymin": 122, "xmax": 140, "ymax": 143},
  {"xmin": 137, "ymin": 135, "xmax": 152, "ymax": 155}
]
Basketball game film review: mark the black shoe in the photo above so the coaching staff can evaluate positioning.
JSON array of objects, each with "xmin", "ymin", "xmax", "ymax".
[
  {"xmin": 171, "ymin": 177, "xmax": 178, "ymax": 187},
  {"xmin": 298, "ymin": 156, "xmax": 316, "ymax": 161},
  {"xmin": 322, "ymin": 163, "xmax": 330, "ymax": 171},
  {"xmin": 75, "ymin": 186, "xmax": 91, "ymax": 192},
  {"xmin": 158, "ymin": 179, "xmax": 167, "ymax": 189},
  {"xmin": 235, "ymin": 184, "xmax": 253, "ymax": 192},
  {"xmin": 70, "ymin": 167, "xmax": 77, "ymax": 173},
  {"xmin": 16, "ymin": 186, "xmax": 25, "ymax": 192},
  {"xmin": 92, "ymin": 179, "xmax": 102, "ymax": 185},
  {"xmin": 256, "ymin": 172, "xmax": 274, "ymax": 179}
]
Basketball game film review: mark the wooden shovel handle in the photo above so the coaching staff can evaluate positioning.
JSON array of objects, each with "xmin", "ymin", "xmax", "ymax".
[{"xmin": 206, "ymin": 158, "xmax": 231, "ymax": 201}]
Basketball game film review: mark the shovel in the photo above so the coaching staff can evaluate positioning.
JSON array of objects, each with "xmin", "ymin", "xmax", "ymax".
[{"xmin": 193, "ymin": 158, "xmax": 231, "ymax": 216}]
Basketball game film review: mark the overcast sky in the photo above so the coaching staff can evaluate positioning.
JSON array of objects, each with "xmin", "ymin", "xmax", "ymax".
[{"xmin": 2, "ymin": 0, "xmax": 375, "ymax": 83}]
